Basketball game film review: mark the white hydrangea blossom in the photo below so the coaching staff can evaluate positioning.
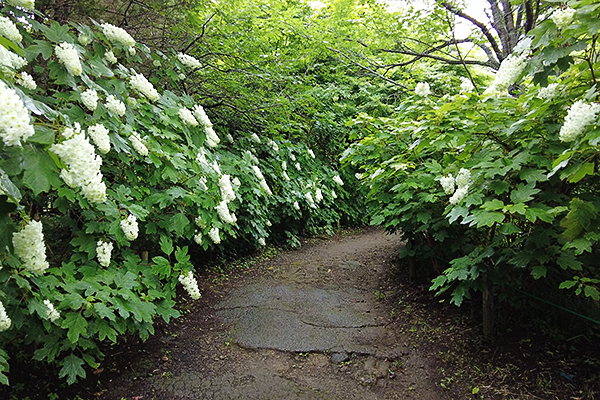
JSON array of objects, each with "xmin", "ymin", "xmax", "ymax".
[
  {"xmin": 130, "ymin": 132, "xmax": 148, "ymax": 156},
  {"xmin": 128, "ymin": 46, "xmax": 135, "ymax": 55},
  {"xmin": 247, "ymin": 151, "xmax": 259, "ymax": 165},
  {"xmin": 192, "ymin": 105, "xmax": 212, "ymax": 126},
  {"xmin": 179, "ymin": 108, "xmax": 198, "ymax": 126},
  {"xmin": 216, "ymin": 200, "xmax": 236, "ymax": 224},
  {"xmin": 332, "ymin": 175, "xmax": 344, "ymax": 186},
  {"xmin": 290, "ymin": 154, "xmax": 296, "ymax": 161},
  {"xmin": 153, "ymin": 59, "xmax": 161, "ymax": 67},
  {"xmin": 178, "ymin": 73, "xmax": 186, "ymax": 80},
  {"xmin": 226, "ymin": 133, "xmax": 234, "ymax": 142},
  {"xmin": 258, "ymin": 237, "xmax": 266, "ymax": 246},
  {"xmin": 305, "ymin": 192, "xmax": 316, "ymax": 208},
  {"xmin": 50, "ymin": 131, "xmax": 107, "ymax": 203},
  {"xmin": 120, "ymin": 214, "xmax": 139, "ymax": 240},
  {"xmin": 55, "ymin": 42, "xmax": 82, "ymax": 76},
  {"xmin": 178, "ymin": 271, "xmax": 201, "ymax": 300},
  {"xmin": 7, "ymin": 0, "xmax": 35, "ymax": 9},
  {"xmin": 43, "ymin": 299, "xmax": 60, "ymax": 322},
  {"xmin": 105, "ymin": 95, "xmax": 126, "ymax": 116},
  {"xmin": 439, "ymin": 174, "xmax": 455, "ymax": 195},
  {"xmin": 0, "ymin": 80, "xmax": 35, "ymax": 146},
  {"xmin": 331, "ymin": 190, "xmax": 337, "ymax": 199},
  {"xmin": 16, "ymin": 72, "xmax": 36, "ymax": 90},
  {"xmin": 0, "ymin": 16, "xmax": 22, "ymax": 42},
  {"xmin": 80, "ymin": 88, "xmax": 99, "ymax": 111},
  {"xmin": 355, "ymin": 173, "xmax": 363, "ymax": 180},
  {"xmin": 282, "ymin": 171, "xmax": 290, "ymax": 181},
  {"xmin": 307, "ymin": 148, "xmax": 315, "ymax": 158},
  {"xmin": 250, "ymin": 133, "xmax": 261, "ymax": 143},
  {"xmin": 96, "ymin": 240, "xmax": 113, "ymax": 267},
  {"xmin": 0, "ymin": 45, "xmax": 27, "ymax": 72},
  {"xmin": 455, "ymin": 168, "xmax": 471, "ymax": 189},
  {"xmin": 13, "ymin": 220, "xmax": 49, "ymax": 273},
  {"xmin": 293, "ymin": 201, "xmax": 300, "ymax": 210},
  {"xmin": 104, "ymin": 50, "xmax": 117, "ymax": 64},
  {"xmin": 294, "ymin": 162, "xmax": 301, "ymax": 171},
  {"xmin": 559, "ymin": 100, "xmax": 600, "ymax": 142},
  {"xmin": 551, "ymin": 7, "xmax": 576, "ymax": 30},
  {"xmin": 129, "ymin": 73, "xmax": 160, "ymax": 101},
  {"xmin": 193, "ymin": 231, "xmax": 202, "ymax": 245},
  {"xmin": 449, "ymin": 186, "xmax": 469, "ymax": 205},
  {"xmin": 177, "ymin": 53, "xmax": 202, "ymax": 69},
  {"xmin": 282, "ymin": 161, "xmax": 287, "ymax": 170},
  {"xmin": 195, "ymin": 216, "xmax": 206, "ymax": 229},
  {"xmin": 252, "ymin": 165, "xmax": 265, "ymax": 181},
  {"xmin": 483, "ymin": 53, "xmax": 528, "ymax": 96},
  {"xmin": 268, "ymin": 140, "xmax": 279, "ymax": 152},
  {"xmin": 0, "ymin": 301, "xmax": 11, "ymax": 332},
  {"xmin": 78, "ymin": 33, "xmax": 92, "ymax": 46},
  {"xmin": 266, "ymin": 220, "xmax": 272, "ymax": 227},
  {"xmin": 212, "ymin": 161, "xmax": 221, "ymax": 176},
  {"xmin": 537, "ymin": 83, "xmax": 559, "ymax": 100},
  {"xmin": 208, "ymin": 227, "xmax": 221, "ymax": 244},
  {"xmin": 315, "ymin": 188, "xmax": 323, "ymax": 203},
  {"xmin": 100, "ymin": 22, "xmax": 136, "ymax": 47},
  {"xmin": 205, "ymin": 126, "xmax": 220, "ymax": 148},
  {"xmin": 232, "ymin": 177, "xmax": 241, "ymax": 188},
  {"xmin": 252, "ymin": 165, "xmax": 272, "ymax": 195},
  {"xmin": 87, "ymin": 123, "xmax": 111, "ymax": 154},
  {"xmin": 219, "ymin": 174, "xmax": 236, "ymax": 203},
  {"xmin": 415, "ymin": 82, "xmax": 430, "ymax": 97},
  {"xmin": 459, "ymin": 77, "xmax": 474, "ymax": 94}
]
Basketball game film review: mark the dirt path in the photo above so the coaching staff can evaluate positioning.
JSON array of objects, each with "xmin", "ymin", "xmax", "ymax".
[{"xmin": 98, "ymin": 228, "xmax": 446, "ymax": 400}]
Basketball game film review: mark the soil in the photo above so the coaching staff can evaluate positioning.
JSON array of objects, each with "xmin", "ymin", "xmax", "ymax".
[{"xmin": 3, "ymin": 227, "xmax": 600, "ymax": 399}]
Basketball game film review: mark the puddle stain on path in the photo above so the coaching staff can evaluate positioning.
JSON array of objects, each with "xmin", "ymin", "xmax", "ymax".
[{"xmin": 102, "ymin": 228, "xmax": 446, "ymax": 400}]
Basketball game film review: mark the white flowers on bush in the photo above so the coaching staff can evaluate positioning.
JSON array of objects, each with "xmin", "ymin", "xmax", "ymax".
[
  {"xmin": 250, "ymin": 133, "xmax": 261, "ymax": 143},
  {"xmin": 439, "ymin": 174, "xmax": 455, "ymax": 195},
  {"xmin": 178, "ymin": 73, "xmax": 186, "ymax": 80},
  {"xmin": 282, "ymin": 171, "xmax": 290, "ymax": 181},
  {"xmin": 177, "ymin": 53, "xmax": 202, "ymax": 69},
  {"xmin": 294, "ymin": 162, "xmax": 301, "ymax": 171},
  {"xmin": 415, "ymin": 82, "xmax": 430, "ymax": 97},
  {"xmin": 0, "ymin": 302, "xmax": 11, "ymax": 332},
  {"xmin": 268, "ymin": 140, "xmax": 279, "ymax": 152},
  {"xmin": 130, "ymin": 132, "xmax": 148, "ymax": 156},
  {"xmin": 205, "ymin": 126, "xmax": 220, "ymax": 148},
  {"xmin": 332, "ymin": 175, "xmax": 344, "ymax": 186},
  {"xmin": 459, "ymin": 77, "xmax": 474, "ymax": 94},
  {"xmin": 219, "ymin": 174, "xmax": 236, "ymax": 203},
  {"xmin": 209, "ymin": 227, "xmax": 221, "ymax": 244},
  {"xmin": 450, "ymin": 186, "xmax": 469, "ymax": 205},
  {"xmin": 129, "ymin": 73, "xmax": 160, "ymax": 101},
  {"xmin": 179, "ymin": 107, "xmax": 198, "ymax": 126},
  {"xmin": 293, "ymin": 201, "xmax": 300, "ymax": 210},
  {"xmin": 0, "ymin": 80, "xmax": 35, "ymax": 146},
  {"xmin": 305, "ymin": 192, "xmax": 316, "ymax": 208},
  {"xmin": 559, "ymin": 100, "xmax": 600, "ymax": 142},
  {"xmin": 252, "ymin": 165, "xmax": 272, "ymax": 195},
  {"xmin": 195, "ymin": 216, "xmax": 206, "ymax": 229},
  {"xmin": 331, "ymin": 190, "xmax": 337, "ymax": 199},
  {"xmin": 96, "ymin": 240, "xmax": 113, "ymax": 267},
  {"xmin": 50, "ymin": 131, "xmax": 107, "ymax": 203},
  {"xmin": 193, "ymin": 105, "xmax": 212, "ymax": 127},
  {"xmin": 7, "ymin": 0, "xmax": 35, "ymax": 9},
  {"xmin": 551, "ymin": 7, "xmax": 576, "ymax": 30},
  {"xmin": 104, "ymin": 50, "xmax": 117, "ymax": 64},
  {"xmin": 178, "ymin": 271, "xmax": 201, "ymax": 300},
  {"xmin": 455, "ymin": 168, "xmax": 471, "ymax": 189},
  {"xmin": 315, "ymin": 188, "xmax": 323, "ymax": 203},
  {"xmin": 87, "ymin": 123, "xmax": 111, "ymax": 154},
  {"xmin": 0, "ymin": 45, "xmax": 27, "ymax": 72},
  {"xmin": 100, "ymin": 22, "xmax": 136, "ymax": 47},
  {"xmin": 216, "ymin": 200, "xmax": 236, "ymax": 225},
  {"xmin": 193, "ymin": 231, "xmax": 202, "ymax": 245},
  {"xmin": 120, "ymin": 214, "xmax": 139, "ymax": 240},
  {"xmin": 17, "ymin": 72, "xmax": 37, "ymax": 90},
  {"xmin": 258, "ymin": 237, "xmax": 266, "ymax": 246},
  {"xmin": 307, "ymin": 148, "xmax": 315, "ymax": 158},
  {"xmin": 537, "ymin": 83, "xmax": 559, "ymax": 100},
  {"xmin": 105, "ymin": 95, "xmax": 126, "ymax": 116},
  {"xmin": 484, "ymin": 53, "xmax": 528, "ymax": 95},
  {"xmin": 441, "ymin": 168, "xmax": 472, "ymax": 205},
  {"xmin": 0, "ymin": 16, "xmax": 22, "ymax": 42},
  {"xmin": 13, "ymin": 220, "xmax": 49, "ymax": 274},
  {"xmin": 43, "ymin": 299, "xmax": 60, "ymax": 322},
  {"xmin": 78, "ymin": 33, "xmax": 92, "ymax": 46},
  {"xmin": 55, "ymin": 42, "xmax": 82, "ymax": 76},
  {"xmin": 80, "ymin": 88, "xmax": 98, "ymax": 111}
]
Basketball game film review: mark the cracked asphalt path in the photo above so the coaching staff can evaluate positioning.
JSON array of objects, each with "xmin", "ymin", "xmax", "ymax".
[{"xmin": 99, "ymin": 228, "xmax": 445, "ymax": 400}]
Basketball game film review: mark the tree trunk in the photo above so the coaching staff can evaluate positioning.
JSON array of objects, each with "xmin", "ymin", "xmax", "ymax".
[{"xmin": 482, "ymin": 274, "xmax": 494, "ymax": 337}]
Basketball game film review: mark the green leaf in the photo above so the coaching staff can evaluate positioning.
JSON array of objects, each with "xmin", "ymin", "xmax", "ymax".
[
  {"xmin": 510, "ymin": 183, "xmax": 540, "ymax": 204},
  {"xmin": 93, "ymin": 302, "xmax": 116, "ymax": 321},
  {"xmin": 160, "ymin": 236, "xmax": 174, "ymax": 256},
  {"xmin": 170, "ymin": 213, "xmax": 190, "ymax": 236},
  {"xmin": 531, "ymin": 265, "xmax": 547, "ymax": 279},
  {"xmin": 561, "ymin": 198, "xmax": 597, "ymax": 241},
  {"xmin": 584, "ymin": 286, "xmax": 600, "ymax": 301},
  {"xmin": 22, "ymin": 146, "xmax": 61, "ymax": 195},
  {"xmin": 28, "ymin": 126, "xmax": 56, "ymax": 145},
  {"xmin": 559, "ymin": 280, "xmax": 577, "ymax": 290},
  {"xmin": 94, "ymin": 319, "xmax": 117, "ymax": 342},
  {"xmin": 59, "ymin": 354, "xmax": 86, "ymax": 385},
  {"xmin": 568, "ymin": 162, "xmax": 595, "ymax": 183},
  {"xmin": 61, "ymin": 312, "xmax": 88, "ymax": 344},
  {"xmin": 466, "ymin": 210, "xmax": 505, "ymax": 228},
  {"xmin": 481, "ymin": 199, "xmax": 504, "ymax": 211},
  {"xmin": 152, "ymin": 256, "xmax": 171, "ymax": 278}
]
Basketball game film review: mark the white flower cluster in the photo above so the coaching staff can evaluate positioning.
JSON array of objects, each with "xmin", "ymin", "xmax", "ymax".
[
  {"xmin": 219, "ymin": 174, "xmax": 236, "ymax": 203},
  {"xmin": 153, "ymin": 59, "xmax": 161, "ymax": 67},
  {"xmin": 441, "ymin": 168, "xmax": 471, "ymax": 205},
  {"xmin": 294, "ymin": 162, "xmax": 301, "ymax": 171},
  {"xmin": 484, "ymin": 53, "xmax": 528, "ymax": 95},
  {"xmin": 81, "ymin": 88, "xmax": 98, "ymax": 111},
  {"xmin": 282, "ymin": 171, "xmax": 290, "ymax": 181},
  {"xmin": 96, "ymin": 240, "xmax": 113, "ymax": 267},
  {"xmin": 332, "ymin": 175, "xmax": 344, "ymax": 186},
  {"xmin": 178, "ymin": 73, "xmax": 185, "ymax": 80},
  {"xmin": 247, "ymin": 150, "xmax": 259, "ymax": 165},
  {"xmin": 551, "ymin": 7, "xmax": 576, "ymax": 30},
  {"xmin": 252, "ymin": 165, "xmax": 272, "ymax": 195},
  {"xmin": 537, "ymin": 83, "xmax": 559, "ymax": 100},
  {"xmin": 120, "ymin": 214, "xmax": 139, "ymax": 240},
  {"xmin": 55, "ymin": 42, "xmax": 82, "ymax": 76},
  {"xmin": 193, "ymin": 231, "xmax": 202, "ymax": 245},
  {"xmin": 104, "ymin": 50, "xmax": 117, "ymax": 64},
  {"xmin": 43, "ymin": 299, "xmax": 60, "ymax": 322},
  {"xmin": 0, "ymin": 80, "xmax": 35, "ymax": 146},
  {"xmin": 51, "ymin": 130, "xmax": 107, "ymax": 203},
  {"xmin": 13, "ymin": 220, "xmax": 49, "ymax": 274},
  {"xmin": 130, "ymin": 132, "xmax": 148, "ymax": 156},
  {"xmin": 0, "ymin": 302, "xmax": 10, "ymax": 332},
  {"xmin": 216, "ymin": 200, "xmax": 237, "ymax": 224},
  {"xmin": 7, "ymin": 0, "xmax": 35, "ymax": 9},
  {"xmin": 130, "ymin": 73, "xmax": 160, "ymax": 101},
  {"xmin": 192, "ymin": 105, "xmax": 220, "ymax": 147},
  {"xmin": 78, "ymin": 33, "xmax": 92, "ymax": 46},
  {"xmin": 315, "ymin": 188, "xmax": 323, "ymax": 203},
  {"xmin": 305, "ymin": 191, "xmax": 317, "ymax": 208},
  {"xmin": 209, "ymin": 227, "xmax": 221, "ymax": 244},
  {"xmin": 192, "ymin": 105, "xmax": 211, "ymax": 127},
  {"xmin": 100, "ymin": 22, "xmax": 136, "ymax": 47},
  {"xmin": 415, "ymin": 82, "xmax": 430, "ymax": 97},
  {"xmin": 178, "ymin": 271, "xmax": 201, "ymax": 299},
  {"xmin": 331, "ymin": 190, "xmax": 337, "ymax": 199},
  {"xmin": 88, "ymin": 123, "xmax": 111, "ymax": 154},
  {"xmin": 307, "ymin": 148, "xmax": 315, "ymax": 158},
  {"xmin": 105, "ymin": 95, "xmax": 126, "ymax": 116},
  {"xmin": 258, "ymin": 237, "xmax": 266, "ymax": 246},
  {"xmin": 177, "ymin": 53, "xmax": 202, "ymax": 69},
  {"xmin": 559, "ymin": 100, "xmax": 600, "ymax": 142},
  {"xmin": 0, "ymin": 45, "xmax": 27, "ymax": 72},
  {"xmin": 0, "ymin": 16, "xmax": 22, "ymax": 42},
  {"xmin": 250, "ymin": 133, "xmax": 261, "ymax": 143},
  {"xmin": 268, "ymin": 140, "xmax": 279, "ymax": 152},
  {"xmin": 17, "ymin": 72, "xmax": 37, "ymax": 90},
  {"xmin": 293, "ymin": 201, "xmax": 300, "ymax": 210},
  {"xmin": 459, "ymin": 77, "xmax": 474, "ymax": 94},
  {"xmin": 179, "ymin": 107, "xmax": 198, "ymax": 126}
]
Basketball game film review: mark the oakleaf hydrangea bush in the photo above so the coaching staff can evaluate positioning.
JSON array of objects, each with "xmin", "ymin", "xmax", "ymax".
[
  {"xmin": 343, "ymin": 0, "xmax": 600, "ymax": 333},
  {"xmin": 0, "ymin": 1, "xmax": 359, "ymax": 386}
]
